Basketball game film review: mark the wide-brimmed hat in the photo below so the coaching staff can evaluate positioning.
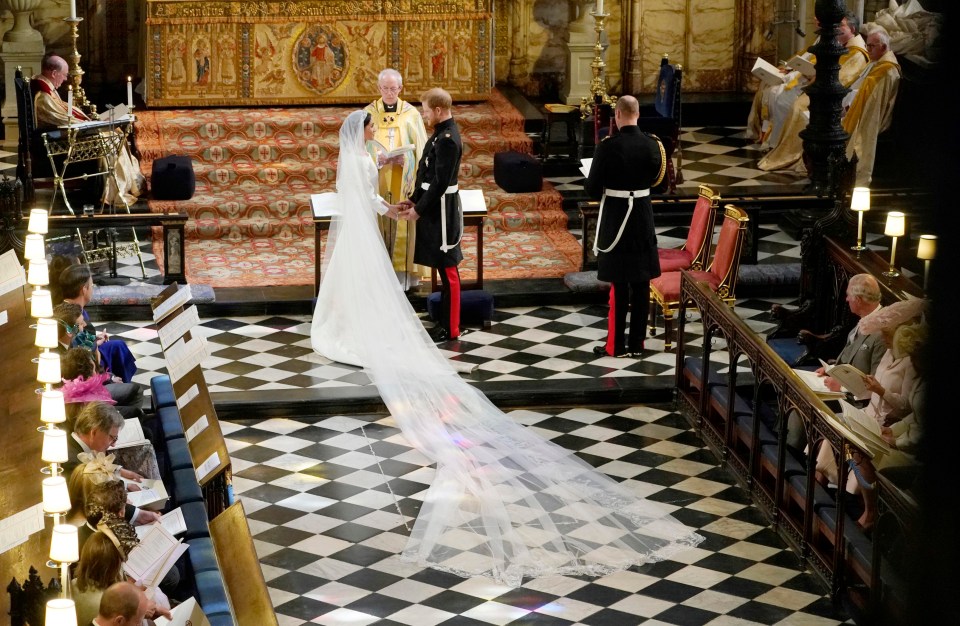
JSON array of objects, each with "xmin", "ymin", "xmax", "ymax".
[{"xmin": 858, "ymin": 297, "xmax": 927, "ymax": 335}]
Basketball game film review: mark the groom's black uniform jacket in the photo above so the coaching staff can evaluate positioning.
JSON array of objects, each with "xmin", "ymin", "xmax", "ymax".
[{"xmin": 410, "ymin": 117, "xmax": 463, "ymax": 268}]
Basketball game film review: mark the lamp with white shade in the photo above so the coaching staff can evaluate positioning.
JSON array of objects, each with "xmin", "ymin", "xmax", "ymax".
[
  {"xmin": 27, "ymin": 208, "xmax": 49, "ymax": 234},
  {"xmin": 30, "ymin": 288, "xmax": 53, "ymax": 318},
  {"xmin": 27, "ymin": 258, "xmax": 49, "ymax": 287},
  {"xmin": 917, "ymin": 234, "xmax": 937, "ymax": 291},
  {"xmin": 35, "ymin": 318, "xmax": 60, "ymax": 351},
  {"xmin": 23, "ymin": 234, "xmax": 47, "ymax": 262},
  {"xmin": 41, "ymin": 476, "xmax": 71, "ymax": 516},
  {"xmin": 45, "ymin": 598, "xmax": 77, "ymax": 626},
  {"xmin": 41, "ymin": 428, "xmax": 68, "ymax": 475},
  {"xmin": 883, "ymin": 211, "xmax": 905, "ymax": 278},
  {"xmin": 850, "ymin": 187, "xmax": 870, "ymax": 252},
  {"xmin": 40, "ymin": 390, "xmax": 67, "ymax": 428},
  {"xmin": 48, "ymin": 524, "xmax": 79, "ymax": 599},
  {"xmin": 37, "ymin": 352, "xmax": 62, "ymax": 386}
]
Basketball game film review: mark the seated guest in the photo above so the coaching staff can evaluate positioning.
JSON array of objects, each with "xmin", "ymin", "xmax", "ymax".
[
  {"xmin": 32, "ymin": 53, "xmax": 145, "ymax": 208},
  {"xmin": 48, "ymin": 254, "xmax": 80, "ymax": 304},
  {"xmin": 842, "ymin": 26, "xmax": 901, "ymax": 186},
  {"xmin": 754, "ymin": 11, "xmax": 868, "ymax": 171},
  {"xmin": 66, "ymin": 401, "xmax": 162, "ymax": 494},
  {"xmin": 76, "ymin": 535, "xmax": 170, "ymax": 626},
  {"xmin": 68, "ymin": 453, "xmax": 158, "ymax": 527},
  {"xmin": 91, "ymin": 581, "xmax": 149, "ymax": 626},
  {"xmin": 61, "ymin": 346, "xmax": 143, "ymax": 420},
  {"xmin": 59, "ymin": 264, "xmax": 142, "ymax": 393}
]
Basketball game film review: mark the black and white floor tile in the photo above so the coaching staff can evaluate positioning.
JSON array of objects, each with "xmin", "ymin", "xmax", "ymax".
[{"xmin": 222, "ymin": 406, "xmax": 853, "ymax": 626}]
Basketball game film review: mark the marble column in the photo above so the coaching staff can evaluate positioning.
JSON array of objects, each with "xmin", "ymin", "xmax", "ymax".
[
  {"xmin": 561, "ymin": 1, "xmax": 606, "ymax": 105},
  {"xmin": 1, "ymin": 0, "xmax": 46, "ymax": 148},
  {"xmin": 507, "ymin": 0, "xmax": 529, "ymax": 85}
]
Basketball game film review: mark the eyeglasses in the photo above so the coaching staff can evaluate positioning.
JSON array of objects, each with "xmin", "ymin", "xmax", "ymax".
[{"xmin": 379, "ymin": 85, "xmax": 401, "ymax": 93}]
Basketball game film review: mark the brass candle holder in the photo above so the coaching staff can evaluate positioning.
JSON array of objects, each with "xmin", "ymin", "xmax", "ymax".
[
  {"xmin": 63, "ymin": 16, "xmax": 97, "ymax": 118},
  {"xmin": 579, "ymin": 5, "xmax": 617, "ymax": 119}
]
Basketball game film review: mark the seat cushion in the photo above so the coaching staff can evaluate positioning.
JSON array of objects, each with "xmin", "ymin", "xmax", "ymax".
[
  {"xmin": 158, "ymin": 405, "xmax": 185, "ymax": 441},
  {"xmin": 173, "ymin": 468, "xmax": 204, "ymax": 505},
  {"xmin": 651, "ymin": 270, "xmax": 719, "ymax": 302},
  {"xmin": 188, "ymin": 537, "xmax": 220, "ymax": 575},
  {"xmin": 562, "ymin": 271, "xmax": 610, "ymax": 293},
  {"xmin": 166, "ymin": 438, "xmax": 194, "ymax": 472},
  {"xmin": 657, "ymin": 248, "xmax": 693, "ymax": 273},
  {"xmin": 767, "ymin": 337, "xmax": 808, "ymax": 368},
  {"xmin": 150, "ymin": 375, "xmax": 176, "ymax": 411},
  {"xmin": 180, "ymin": 500, "xmax": 211, "ymax": 540},
  {"xmin": 194, "ymin": 570, "xmax": 230, "ymax": 616},
  {"xmin": 493, "ymin": 151, "xmax": 542, "ymax": 193}
]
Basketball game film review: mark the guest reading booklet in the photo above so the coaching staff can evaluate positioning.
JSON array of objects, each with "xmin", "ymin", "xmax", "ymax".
[
  {"xmin": 124, "ymin": 524, "xmax": 188, "ymax": 588},
  {"xmin": 751, "ymin": 57, "xmax": 787, "ymax": 87},
  {"xmin": 819, "ymin": 360, "xmax": 870, "ymax": 398},
  {"xmin": 786, "ymin": 54, "xmax": 816, "ymax": 79},
  {"xmin": 837, "ymin": 399, "xmax": 890, "ymax": 460},
  {"xmin": 792, "ymin": 368, "xmax": 846, "ymax": 399},
  {"xmin": 109, "ymin": 417, "xmax": 148, "ymax": 450},
  {"xmin": 154, "ymin": 597, "xmax": 211, "ymax": 626},
  {"xmin": 124, "ymin": 478, "xmax": 170, "ymax": 510},
  {"xmin": 370, "ymin": 139, "xmax": 415, "ymax": 160},
  {"xmin": 135, "ymin": 507, "xmax": 187, "ymax": 540}
]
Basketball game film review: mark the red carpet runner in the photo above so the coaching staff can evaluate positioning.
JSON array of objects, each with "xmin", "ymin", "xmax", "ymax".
[{"xmin": 135, "ymin": 89, "xmax": 581, "ymax": 288}]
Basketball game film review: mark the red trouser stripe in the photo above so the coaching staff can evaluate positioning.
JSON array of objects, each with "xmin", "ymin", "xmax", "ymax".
[
  {"xmin": 445, "ymin": 266, "xmax": 461, "ymax": 338},
  {"xmin": 605, "ymin": 284, "xmax": 616, "ymax": 356}
]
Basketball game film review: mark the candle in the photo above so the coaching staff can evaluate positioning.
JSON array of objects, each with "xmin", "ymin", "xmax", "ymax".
[
  {"xmin": 69, "ymin": 0, "xmax": 76, "ymax": 19},
  {"xmin": 66, "ymin": 86, "xmax": 73, "ymax": 123},
  {"xmin": 596, "ymin": 0, "xmax": 604, "ymax": 14},
  {"xmin": 127, "ymin": 76, "xmax": 133, "ymax": 108}
]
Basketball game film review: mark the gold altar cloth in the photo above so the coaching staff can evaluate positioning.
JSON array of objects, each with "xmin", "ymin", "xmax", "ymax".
[{"xmin": 141, "ymin": 1, "xmax": 493, "ymax": 106}]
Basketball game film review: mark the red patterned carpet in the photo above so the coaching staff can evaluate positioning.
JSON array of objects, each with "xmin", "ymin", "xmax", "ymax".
[{"xmin": 135, "ymin": 90, "xmax": 581, "ymax": 288}]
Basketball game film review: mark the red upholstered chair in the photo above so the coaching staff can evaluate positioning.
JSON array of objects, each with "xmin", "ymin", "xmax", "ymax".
[
  {"xmin": 658, "ymin": 184, "xmax": 720, "ymax": 273},
  {"xmin": 649, "ymin": 204, "xmax": 749, "ymax": 350}
]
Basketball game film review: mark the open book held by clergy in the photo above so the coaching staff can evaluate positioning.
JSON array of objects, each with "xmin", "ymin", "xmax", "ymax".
[{"xmin": 370, "ymin": 139, "xmax": 415, "ymax": 161}]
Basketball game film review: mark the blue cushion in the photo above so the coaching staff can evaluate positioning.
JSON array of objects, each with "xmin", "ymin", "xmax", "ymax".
[
  {"xmin": 173, "ymin": 468, "xmax": 204, "ymax": 505},
  {"xmin": 150, "ymin": 375, "xmax": 176, "ymax": 411},
  {"xmin": 427, "ymin": 289, "xmax": 495, "ymax": 323},
  {"xmin": 189, "ymin": 537, "xmax": 220, "ymax": 575},
  {"xmin": 181, "ymin": 500, "xmax": 210, "ymax": 540},
  {"xmin": 767, "ymin": 337, "xmax": 808, "ymax": 368},
  {"xmin": 195, "ymin": 570, "xmax": 230, "ymax": 616},
  {"xmin": 206, "ymin": 613, "xmax": 234, "ymax": 626},
  {"xmin": 158, "ymin": 406, "xmax": 185, "ymax": 440},
  {"xmin": 166, "ymin": 438, "xmax": 193, "ymax": 471}
]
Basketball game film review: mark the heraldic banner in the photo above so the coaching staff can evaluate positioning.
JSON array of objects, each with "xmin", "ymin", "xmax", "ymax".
[{"xmin": 141, "ymin": 0, "xmax": 493, "ymax": 106}]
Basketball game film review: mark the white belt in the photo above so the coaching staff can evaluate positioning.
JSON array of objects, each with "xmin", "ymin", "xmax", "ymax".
[
  {"xmin": 421, "ymin": 182, "xmax": 462, "ymax": 252},
  {"xmin": 594, "ymin": 187, "xmax": 650, "ymax": 255}
]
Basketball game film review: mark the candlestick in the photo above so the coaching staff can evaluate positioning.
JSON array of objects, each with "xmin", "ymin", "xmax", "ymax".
[
  {"xmin": 66, "ymin": 86, "xmax": 73, "ymax": 125},
  {"xmin": 127, "ymin": 76, "xmax": 133, "ymax": 109},
  {"xmin": 69, "ymin": 0, "xmax": 76, "ymax": 20},
  {"xmin": 596, "ymin": 0, "xmax": 604, "ymax": 14}
]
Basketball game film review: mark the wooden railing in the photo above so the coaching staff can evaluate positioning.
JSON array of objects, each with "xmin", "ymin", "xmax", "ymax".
[{"xmin": 675, "ymin": 273, "xmax": 917, "ymax": 620}]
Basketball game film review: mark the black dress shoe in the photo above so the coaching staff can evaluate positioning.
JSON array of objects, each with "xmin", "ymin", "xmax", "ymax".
[
  {"xmin": 429, "ymin": 326, "xmax": 450, "ymax": 342},
  {"xmin": 593, "ymin": 344, "xmax": 635, "ymax": 358}
]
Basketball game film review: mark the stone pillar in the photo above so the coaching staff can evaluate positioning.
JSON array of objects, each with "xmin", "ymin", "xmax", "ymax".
[
  {"xmin": 507, "ymin": 0, "xmax": 529, "ymax": 85},
  {"xmin": 562, "ymin": 1, "xmax": 608, "ymax": 105},
  {"xmin": 624, "ymin": 0, "xmax": 642, "ymax": 93}
]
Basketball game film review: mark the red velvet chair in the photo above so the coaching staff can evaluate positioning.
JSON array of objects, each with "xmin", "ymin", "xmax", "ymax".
[
  {"xmin": 658, "ymin": 184, "xmax": 720, "ymax": 273},
  {"xmin": 649, "ymin": 204, "xmax": 749, "ymax": 350}
]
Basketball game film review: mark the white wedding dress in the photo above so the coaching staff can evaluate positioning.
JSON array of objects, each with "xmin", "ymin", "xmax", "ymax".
[{"xmin": 311, "ymin": 111, "xmax": 703, "ymax": 587}]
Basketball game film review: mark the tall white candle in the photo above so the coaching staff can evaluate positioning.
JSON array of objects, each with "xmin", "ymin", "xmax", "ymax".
[
  {"xmin": 66, "ymin": 86, "xmax": 73, "ymax": 123},
  {"xmin": 596, "ymin": 0, "xmax": 604, "ymax": 14},
  {"xmin": 127, "ymin": 76, "xmax": 133, "ymax": 108},
  {"xmin": 69, "ymin": 0, "xmax": 76, "ymax": 19}
]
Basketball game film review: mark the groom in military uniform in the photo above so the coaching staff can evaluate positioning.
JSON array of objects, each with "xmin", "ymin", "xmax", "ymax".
[
  {"xmin": 585, "ymin": 95, "xmax": 666, "ymax": 357},
  {"xmin": 400, "ymin": 88, "xmax": 465, "ymax": 342}
]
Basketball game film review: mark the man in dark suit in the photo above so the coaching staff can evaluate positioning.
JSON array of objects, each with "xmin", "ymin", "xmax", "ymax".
[
  {"xmin": 585, "ymin": 95, "xmax": 666, "ymax": 357},
  {"xmin": 401, "ymin": 87, "xmax": 465, "ymax": 342}
]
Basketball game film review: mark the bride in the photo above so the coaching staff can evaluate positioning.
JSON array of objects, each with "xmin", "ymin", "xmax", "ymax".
[{"xmin": 311, "ymin": 110, "xmax": 703, "ymax": 587}]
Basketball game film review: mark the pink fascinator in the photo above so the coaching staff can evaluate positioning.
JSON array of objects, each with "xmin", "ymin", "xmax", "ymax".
[
  {"xmin": 858, "ymin": 297, "xmax": 927, "ymax": 335},
  {"xmin": 60, "ymin": 373, "xmax": 117, "ymax": 405}
]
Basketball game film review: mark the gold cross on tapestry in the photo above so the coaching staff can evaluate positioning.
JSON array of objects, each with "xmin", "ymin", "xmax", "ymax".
[{"xmin": 141, "ymin": 0, "xmax": 493, "ymax": 106}]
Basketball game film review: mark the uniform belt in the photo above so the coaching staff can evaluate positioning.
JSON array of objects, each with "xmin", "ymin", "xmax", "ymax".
[
  {"xmin": 594, "ymin": 187, "xmax": 650, "ymax": 256},
  {"xmin": 421, "ymin": 182, "xmax": 462, "ymax": 252}
]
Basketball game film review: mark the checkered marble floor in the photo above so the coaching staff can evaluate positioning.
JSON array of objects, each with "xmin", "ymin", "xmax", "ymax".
[{"xmin": 223, "ymin": 406, "xmax": 854, "ymax": 625}]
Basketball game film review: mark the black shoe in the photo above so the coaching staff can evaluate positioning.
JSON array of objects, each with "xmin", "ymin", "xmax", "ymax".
[
  {"xmin": 429, "ymin": 326, "xmax": 450, "ymax": 342},
  {"xmin": 593, "ymin": 345, "xmax": 610, "ymax": 357}
]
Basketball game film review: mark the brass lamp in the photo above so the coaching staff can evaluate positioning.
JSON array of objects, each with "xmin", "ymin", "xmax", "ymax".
[
  {"xmin": 917, "ymin": 234, "xmax": 937, "ymax": 291},
  {"xmin": 850, "ymin": 187, "xmax": 870, "ymax": 252},
  {"xmin": 883, "ymin": 211, "xmax": 905, "ymax": 278}
]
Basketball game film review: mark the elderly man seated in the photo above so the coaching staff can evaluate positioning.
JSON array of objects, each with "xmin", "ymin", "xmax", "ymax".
[
  {"xmin": 842, "ymin": 27, "xmax": 901, "ymax": 186},
  {"xmin": 31, "ymin": 53, "xmax": 144, "ymax": 208}
]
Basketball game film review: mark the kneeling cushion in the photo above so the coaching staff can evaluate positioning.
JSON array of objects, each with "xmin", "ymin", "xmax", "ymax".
[
  {"xmin": 427, "ymin": 290, "xmax": 494, "ymax": 326},
  {"xmin": 151, "ymin": 155, "xmax": 196, "ymax": 201},
  {"xmin": 493, "ymin": 151, "xmax": 543, "ymax": 193}
]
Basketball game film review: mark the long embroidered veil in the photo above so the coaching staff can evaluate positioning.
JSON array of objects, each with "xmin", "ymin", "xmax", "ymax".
[{"xmin": 312, "ymin": 110, "xmax": 703, "ymax": 587}]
